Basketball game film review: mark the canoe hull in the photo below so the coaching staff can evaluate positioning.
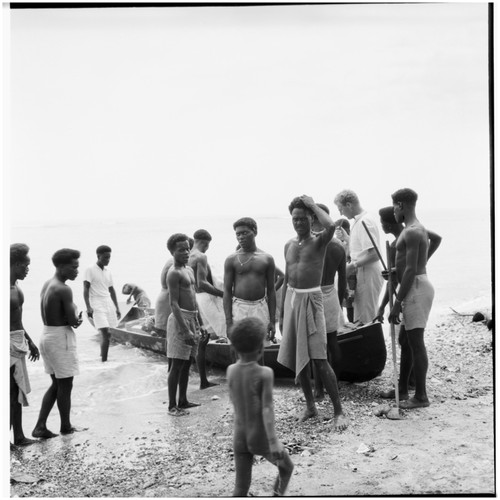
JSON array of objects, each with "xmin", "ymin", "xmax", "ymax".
[{"xmin": 110, "ymin": 307, "xmax": 387, "ymax": 382}]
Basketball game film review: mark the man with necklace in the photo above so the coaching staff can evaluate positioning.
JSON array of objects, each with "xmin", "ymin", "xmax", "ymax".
[
  {"xmin": 278, "ymin": 196, "xmax": 348, "ymax": 429},
  {"xmin": 223, "ymin": 217, "xmax": 277, "ymax": 344}
]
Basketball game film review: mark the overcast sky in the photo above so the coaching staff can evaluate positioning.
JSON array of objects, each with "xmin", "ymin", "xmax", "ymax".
[{"xmin": 5, "ymin": 2, "xmax": 490, "ymax": 226}]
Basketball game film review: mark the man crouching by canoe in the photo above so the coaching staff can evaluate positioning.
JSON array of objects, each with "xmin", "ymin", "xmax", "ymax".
[
  {"xmin": 277, "ymin": 196, "xmax": 348, "ymax": 430},
  {"xmin": 166, "ymin": 233, "xmax": 206, "ymax": 416}
]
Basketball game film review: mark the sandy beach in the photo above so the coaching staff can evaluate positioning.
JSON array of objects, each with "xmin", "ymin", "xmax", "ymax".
[{"xmin": 10, "ymin": 311, "xmax": 494, "ymax": 497}]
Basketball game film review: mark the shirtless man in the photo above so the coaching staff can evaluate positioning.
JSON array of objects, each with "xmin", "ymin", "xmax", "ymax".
[
  {"xmin": 166, "ymin": 233, "xmax": 207, "ymax": 415},
  {"xmin": 310, "ymin": 204, "xmax": 347, "ymax": 397},
  {"xmin": 385, "ymin": 188, "xmax": 438, "ymax": 409},
  {"xmin": 376, "ymin": 206, "xmax": 442, "ymax": 398},
  {"xmin": 10, "ymin": 243, "xmax": 40, "ymax": 447},
  {"xmin": 223, "ymin": 217, "xmax": 277, "ymax": 343},
  {"xmin": 155, "ymin": 239, "xmax": 194, "ymax": 337},
  {"xmin": 189, "ymin": 230, "xmax": 226, "ymax": 338},
  {"xmin": 277, "ymin": 195, "xmax": 348, "ymax": 429},
  {"xmin": 32, "ymin": 248, "xmax": 84, "ymax": 438},
  {"xmin": 122, "ymin": 283, "xmax": 151, "ymax": 308}
]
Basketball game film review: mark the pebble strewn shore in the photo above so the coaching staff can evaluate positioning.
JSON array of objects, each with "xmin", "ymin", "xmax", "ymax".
[{"xmin": 11, "ymin": 313, "xmax": 494, "ymax": 497}]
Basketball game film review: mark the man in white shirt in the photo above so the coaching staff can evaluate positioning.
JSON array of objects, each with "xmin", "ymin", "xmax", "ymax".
[
  {"xmin": 334, "ymin": 190, "xmax": 383, "ymax": 325},
  {"xmin": 83, "ymin": 245, "xmax": 121, "ymax": 362}
]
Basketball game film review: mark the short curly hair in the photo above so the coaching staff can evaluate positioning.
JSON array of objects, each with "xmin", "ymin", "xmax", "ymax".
[
  {"xmin": 288, "ymin": 197, "xmax": 313, "ymax": 215},
  {"xmin": 233, "ymin": 217, "xmax": 257, "ymax": 233},
  {"xmin": 379, "ymin": 206, "xmax": 398, "ymax": 225},
  {"xmin": 96, "ymin": 245, "xmax": 112, "ymax": 255},
  {"xmin": 391, "ymin": 188, "xmax": 418, "ymax": 206},
  {"xmin": 10, "ymin": 243, "xmax": 29, "ymax": 266},
  {"xmin": 167, "ymin": 233, "xmax": 190, "ymax": 253},
  {"xmin": 193, "ymin": 229, "xmax": 212, "ymax": 242},
  {"xmin": 229, "ymin": 317, "xmax": 266, "ymax": 354},
  {"xmin": 52, "ymin": 248, "xmax": 80, "ymax": 267}
]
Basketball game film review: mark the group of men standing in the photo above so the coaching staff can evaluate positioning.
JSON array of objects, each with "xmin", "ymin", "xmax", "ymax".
[{"xmin": 10, "ymin": 186, "xmax": 439, "ymax": 445}]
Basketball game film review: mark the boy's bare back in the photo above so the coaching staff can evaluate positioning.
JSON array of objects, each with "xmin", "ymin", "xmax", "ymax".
[{"xmin": 228, "ymin": 361, "xmax": 274, "ymax": 456}]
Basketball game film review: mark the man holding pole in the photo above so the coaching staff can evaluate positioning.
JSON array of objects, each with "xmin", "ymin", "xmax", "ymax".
[
  {"xmin": 334, "ymin": 190, "xmax": 383, "ymax": 324},
  {"xmin": 383, "ymin": 189, "xmax": 439, "ymax": 409}
]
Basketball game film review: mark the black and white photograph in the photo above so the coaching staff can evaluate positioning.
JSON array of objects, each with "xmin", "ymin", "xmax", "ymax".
[{"xmin": 6, "ymin": 1, "xmax": 494, "ymax": 497}]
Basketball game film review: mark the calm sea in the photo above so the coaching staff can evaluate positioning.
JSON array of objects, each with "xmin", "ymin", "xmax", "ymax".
[{"xmin": 9, "ymin": 207, "xmax": 492, "ymax": 440}]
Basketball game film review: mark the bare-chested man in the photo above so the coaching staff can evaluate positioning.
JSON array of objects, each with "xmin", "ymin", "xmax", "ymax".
[
  {"xmin": 10, "ymin": 244, "xmax": 40, "ymax": 447},
  {"xmin": 376, "ymin": 205, "xmax": 442, "ymax": 399},
  {"xmin": 310, "ymin": 204, "xmax": 347, "ymax": 397},
  {"xmin": 155, "ymin": 238, "xmax": 194, "ymax": 338},
  {"xmin": 224, "ymin": 217, "xmax": 277, "ymax": 344},
  {"xmin": 189, "ymin": 230, "xmax": 225, "ymax": 338},
  {"xmin": 166, "ymin": 233, "xmax": 207, "ymax": 416},
  {"xmin": 32, "ymin": 248, "xmax": 84, "ymax": 438},
  {"xmin": 277, "ymin": 196, "xmax": 348, "ymax": 429},
  {"xmin": 385, "ymin": 188, "xmax": 438, "ymax": 409}
]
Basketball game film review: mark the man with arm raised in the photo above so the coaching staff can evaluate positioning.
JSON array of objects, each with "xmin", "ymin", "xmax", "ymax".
[{"xmin": 277, "ymin": 196, "xmax": 348, "ymax": 429}]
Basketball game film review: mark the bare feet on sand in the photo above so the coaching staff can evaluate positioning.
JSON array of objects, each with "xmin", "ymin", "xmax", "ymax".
[
  {"xmin": 380, "ymin": 389, "xmax": 409, "ymax": 401},
  {"xmin": 298, "ymin": 407, "xmax": 318, "ymax": 422},
  {"xmin": 32, "ymin": 428, "xmax": 58, "ymax": 439},
  {"xmin": 399, "ymin": 397, "xmax": 430, "ymax": 409},
  {"xmin": 178, "ymin": 401, "xmax": 201, "ymax": 409},
  {"xmin": 200, "ymin": 381, "xmax": 219, "ymax": 390},
  {"xmin": 60, "ymin": 426, "xmax": 88, "ymax": 435},
  {"xmin": 333, "ymin": 414, "xmax": 349, "ymax": 431},
  {"xmin": 14, "ymin": 437, "xmax": 38, "ymax": 446}
]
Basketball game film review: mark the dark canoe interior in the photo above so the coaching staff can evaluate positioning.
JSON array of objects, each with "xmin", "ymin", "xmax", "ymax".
[{"xmin": 110, "ymin": 307, "xmax": 387, "ymax": 382}]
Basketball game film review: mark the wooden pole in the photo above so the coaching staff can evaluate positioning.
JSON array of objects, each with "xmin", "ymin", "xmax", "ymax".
[
  {"xmin": 361, "ymin": 220, "xmax": 387, "ymax": 271},
  {"xmin": 386, "ymin": 240, "xmax": 400, "ymax": 412}
]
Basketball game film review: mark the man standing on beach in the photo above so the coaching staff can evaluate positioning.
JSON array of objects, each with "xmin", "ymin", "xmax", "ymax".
[
  {"xmin": 189, "ymin": 230, "xmax": 226, "ymax": 338},
  {"xmin": 83, "ymin": 245, "xmax": 121, "ymax": 362},
  {"xmin": 334, "ymin": 190, "xmax": 383, "ymax": 325},
  {"xmin": 385, "ymin": 188, "xmax": 437, "ymax": 409},
  {"xmin": 277, "ymin": 195, "xmax": 348, "ymax": 430},
  {"xmin": 223, "ymin": 217, "xmax": 277, "ymax": 342},
  {"xmin": 10, "ymin": 243, "xmax": 40, "ymax": 447},
  {"xmin": 310, "ymin": 204, "xmax": 346, "ymax": 393},
  {"xmin": 32, "ymin": 249, "xmax": 84, "ymax": 438},
  {"xmin": 166, "ymin": 233, "xmax": 205, "ymax": 416}
]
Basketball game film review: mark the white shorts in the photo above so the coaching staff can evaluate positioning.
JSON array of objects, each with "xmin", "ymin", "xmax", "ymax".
[
  {"xmin": 40, "ymin": 325, "xmax": 79, "ymax": 379},
  {"xmin": 91, "ymin": 297, "xmax": 118, "ymax": 330}
]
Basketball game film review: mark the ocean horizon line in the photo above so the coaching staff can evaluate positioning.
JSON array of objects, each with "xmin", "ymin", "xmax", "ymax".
[{"xmin": 8, "ymin": 205, "xmax": 491, "ymax": 230}]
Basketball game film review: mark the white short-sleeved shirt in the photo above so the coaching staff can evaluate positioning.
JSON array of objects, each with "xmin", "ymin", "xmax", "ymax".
[
  {"xmin": 350, "ymin": 211, "xmax": 381, "ymax": 262},
  {"xmin": 84, "ymin": 263, "xmax": 113, "ymax": 299}
]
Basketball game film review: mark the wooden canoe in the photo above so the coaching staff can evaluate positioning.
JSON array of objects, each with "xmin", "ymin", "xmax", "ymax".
[{"xmin": 110, "ymin": 307, "xmax": 386, "ymax": 382}]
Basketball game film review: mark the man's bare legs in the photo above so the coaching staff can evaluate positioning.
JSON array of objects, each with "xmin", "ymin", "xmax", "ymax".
[
  {"xmin": 313, "ymin": 332, "xmax": 342, "ymax": 399},
  {"xmin": 313, "ymin": 359, "xmax": 348, "ymax": 430},
  {"xmin": 297, "ymin": 366, "xmax": 319, "ymax": 421},
  {"xmin": 100, "ymin": 328, "xmax": 111, "ymax": 362},
  {"xmin": 32, "ymin": 374, "xmax": 75, "ymax": 437},
  {"xmin": 177, "ymin": 358, "xmax": 200, "ymax": 409},
  {"xmin": 197, "ymin": 333, "xmax": 218, "ymax": 389},
  {"xmin": 400, "ymin": 328, "xmax": 430, "ymax": 409},
  {"xmin": 10, "ymin": 367, "xmax": 37, "ymax": 446}
]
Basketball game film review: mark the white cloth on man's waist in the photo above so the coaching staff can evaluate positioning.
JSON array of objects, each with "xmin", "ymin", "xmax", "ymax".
[
  {"xmin": 39, "ymin": 325, "xmax": 79, "ymax": 379},
  {"xmin": 10, "ymin": 330, "xmax": 31, "ymax": 406}
]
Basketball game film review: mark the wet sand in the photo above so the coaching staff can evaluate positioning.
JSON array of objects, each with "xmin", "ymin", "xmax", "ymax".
[{"xmin": 10, "ymin": 312, "xmax": 494, "ymax": 497}]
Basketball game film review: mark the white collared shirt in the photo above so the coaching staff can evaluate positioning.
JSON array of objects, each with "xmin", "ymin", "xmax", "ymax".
[
  {"xmin": 84, "ymin": 263, "xmax": 113, "ymax": 299},
  {"xmin": 350, "ymin": 211, "xmax": 381, "ymax": 262}
]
